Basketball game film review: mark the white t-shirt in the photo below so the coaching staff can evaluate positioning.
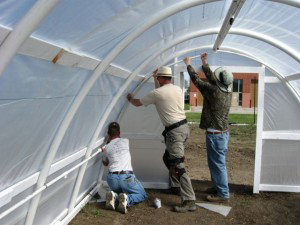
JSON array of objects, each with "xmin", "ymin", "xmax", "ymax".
[
  {"xmin": 140, "ymin": 83, "xmax": 186, "ymax": 127},
  {"xmin": 104, "ymin": 138, "xmax": 133, "ymax": 172}
]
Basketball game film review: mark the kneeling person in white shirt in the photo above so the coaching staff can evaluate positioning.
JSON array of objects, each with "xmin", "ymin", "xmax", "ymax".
[{"xmin": 102, "ymin": 122, "xmax": 147, "ymax": 214}]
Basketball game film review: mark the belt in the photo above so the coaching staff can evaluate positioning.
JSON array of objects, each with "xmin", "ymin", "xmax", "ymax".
[
  {"xmin": 206, "ymin": 131, "xmax": 227, "ymax": 134},
  {"xmin": 162, "ymin": 119, "xmax": 187, "ymax": 137},
  {"xmin": 110, "ymin": 171, "xmax": 133, "ymax": 175}
]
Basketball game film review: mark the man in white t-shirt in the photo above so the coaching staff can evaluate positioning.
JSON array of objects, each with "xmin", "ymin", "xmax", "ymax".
[
  {"xmin": 127, "ymin": 67, "xmax": 196, "ymax": 213},
  {"xmin": 102, "ymin": 122, "xmax": 147, "ymax": 214}
]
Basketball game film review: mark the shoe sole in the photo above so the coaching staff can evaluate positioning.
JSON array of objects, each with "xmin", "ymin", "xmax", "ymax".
[
  {"xmin": 117, "ymin": 194, "xmax": 127, "ymax": 214},
  {"xmin": 105, "ymin": 192, "xmax": 115, "ymax": 210}
]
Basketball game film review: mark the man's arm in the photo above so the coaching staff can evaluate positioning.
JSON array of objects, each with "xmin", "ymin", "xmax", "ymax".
[
  {"xmin": 183, "ymin": 57, "xmax": 211, "ymax": 93},
  {"xmin": 153, "ymin": 68, "xmax": 160, "ymax": 89},
  {"xmin": 201, "ymin": 53, "xmax": 216, "ymax": 84},
  {"xmin": 127, "ymin": 93, "xmax": 143, "ymax": 107},
  {"xmin": 102, "ymin": 157, "xmax": 109, "ymax": 166}
]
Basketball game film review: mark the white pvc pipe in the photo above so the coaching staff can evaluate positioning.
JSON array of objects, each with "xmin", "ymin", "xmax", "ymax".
[
  {"xmin": 117, "ymin": 45, "xmax": 214, "ymax": 123},
  {"xmin": 90, "ymin": 27, "xmax": 300, "ymax": 177},
  {"xmin": 119, "ymin": 39, "xmax": 300, "ymax": 125},
  {"xmin": 117, "ymin": 75, "xmax": 153, "ymax": 123},
  {"xmin": 253, "ymin": 65, "xmax": 265, "ymax": 193},
  {"xmin": 118, "ymin": 29, "xmax": 299, "ymax": 160},
  {"xmin": 0, "ymin": 148, "xmax": 102, "ymax": 220},
  {"xmin": 0, "ymin": 187, "xmax": 46, "ymax": 220},
  {"xmin": 213, "ymin": 0, "xmax": 245, "ymax": 51},
  {"xmin": 66, "ymin": 0, "xmax": 220, "ymax": 211},
  {"xmin": 67, "ymin": 29, "xmax": 219, "ymax": 212},
  {"xmin": 230, "ymin": 28, "xmax": 300, "ymax": 63},
  {"xmin": 54, "ymin": 186, "xmax": 98, "ymax": 225},
  {"xmin": 286, "ymin": 73, "xmax": 300, "ymax": 81},
  {"xmin": 26, "ymin": 1, "xmax": 298, "ymax": 221},
  {"xmin": 266, "ymin": 0, "xmax": 300, "ymax": 8},
  {"xmin": 169, "ymin": 44, "xmax": 300, "ymax": 104},
  {"xmin": 0, "ymin": 0, "xmax": 60, "ymax": 76}
]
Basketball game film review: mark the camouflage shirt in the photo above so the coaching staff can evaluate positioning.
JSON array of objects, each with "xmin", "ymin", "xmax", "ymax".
[{"xmin": 187, "ymin": 64, "xmax": 232, "ymax": 131}]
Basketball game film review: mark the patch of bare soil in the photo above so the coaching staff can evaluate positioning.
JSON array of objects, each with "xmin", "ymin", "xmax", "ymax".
[{"xmin": 70, "ymin": 124, "xmax": 300, "ymax": 225}]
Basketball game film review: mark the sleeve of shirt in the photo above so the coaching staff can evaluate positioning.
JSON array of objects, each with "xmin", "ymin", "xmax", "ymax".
[
  {"xmin": 202, "ymin": 64, "xmax": 217, "ymax": 84},
  {"xmin": 104, "ymin": 142, "xmax": 112, "ymax": 155},
  {"xmin": 140, "ymin": 90, "xmax": 156, "ymax": 106},
  {"xmin": 187, "ymin": 65, "xmax": 213, "ymax": 94}
]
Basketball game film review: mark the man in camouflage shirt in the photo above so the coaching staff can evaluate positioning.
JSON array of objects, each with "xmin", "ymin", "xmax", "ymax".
[{"xmin": 184, "ymin": 53, "xmax": 233, "ymax": 203}]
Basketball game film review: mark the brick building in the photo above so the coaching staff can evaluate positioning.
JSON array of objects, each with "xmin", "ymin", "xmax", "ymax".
[{"xmin": 189, "ymin": 69, "xmax": 258, "ymax": 108}]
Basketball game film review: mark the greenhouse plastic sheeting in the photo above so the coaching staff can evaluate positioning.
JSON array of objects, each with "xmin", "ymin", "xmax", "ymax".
[{"xmin": 0, "ymin": 0, "xmax": 299, "ymax": 224}]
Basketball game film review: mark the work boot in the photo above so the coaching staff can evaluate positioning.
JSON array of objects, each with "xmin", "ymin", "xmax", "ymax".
[
  {"xmin": 206, "ymin": 194, "xmax": 229, "ymax": 203},
  {"xmin": 173, "ymin": 200, "xmax": 197, "ymax": 213},
  {"xmin": 117, "ymin": 193, "xmax": 128, "ymax": 214},
  {"xmin": 105, "ymin": 191, "xmax": 116, "ymax": 210},
  {"xmin": 205, "ymin": 187, "xmax": 217, "ymax": 194}
]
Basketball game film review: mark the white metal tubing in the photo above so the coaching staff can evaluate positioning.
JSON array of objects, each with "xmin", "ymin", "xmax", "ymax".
[
  {"xmin": 115, "ymin": 44, "xmax": 300, "ymax": 196},
  {"xmin": 213, "ymin": 0, "xmax": 245, "ymax": 51},
  {"xmin": 286, "ymin": 73, "xmax": 300, "ymax": 81},
  {"xmin": 253, "ymin": 66, "xmax": 265, "ymax": 193},
  {"xmin": 26, "ymin": 0, "xmax": 221, "ymax": 222},
  {"xmin": 217, "ymin": 47, "xmax": 300, "ymax": 104},
  {"xmin": 165, "ymin": 32, "xmax": 300, "ymax": 104},
  {"xmin": 27, "ymin": 3, "xmax": 296, "ymax": 221},
  {"xmin": 120, "ymin": 28, "xmax": 300, "ymax": 123},
  {"xmin": 230, "ymin": 28, "xmax": 300, "ymax": 63},
  {"xmin": 46, "ymin": 149, "xmax": 102, "ymax": 187},
  {"xmin": 0, "ymin": 186, "xmax": 46, "ymax": 220},
  {"xmin": 0, "ymin": 148, "xmax": 102, "ymax": 220},
  {"xmin": 138, "ymin": 27, "xmax": 300, "ymax": 76},
  {"xmin": 262, "ymin": 131, "xmax": 300, "ymax": 140},
  {"xmin": 117, "ymin": 45, "xmax": 214, "ymax": 123},
  {"xmin": 259, "ymin": 184, "xmax": 300, "ymax": 192},
  {"xmin": 68, "ymin": 29, "xmax": 299, "ymax": 211},
  {"xmin": 63, "ymin": 0, "xmax": 221, "ymax": 212},
  {"xmin": 55, "ymin": 186, "xmax": 98, "ymax": 225},
  {"xmin": 266, "ymin": 0, "xmax": 300, "ymax": 8},
  {"xmin": 0, "ymin": 0, "xmax": 61, "ymax": 76},
  {"xmin": 0, "ymin": 137, "xmax": 105, "ymax": 211},
  {"xmin": 73, "ymin": 32, "xmax": 219, "ymax": 210},
  {"xmin": 167, "ymin": 54, "xmax": 205, "ymax": 67},
  {"xmin": 175, "ymin": 35, "xmax": 300, "ymax": 104},
  {"xmin": 117, "ymin": 75, "xmax": 152, "ymax": 123}
]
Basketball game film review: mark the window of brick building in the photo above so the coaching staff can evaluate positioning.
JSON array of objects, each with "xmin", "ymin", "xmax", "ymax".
[{"xmin": 233, "ymin": 79, "xmax": 243, "ymax": 106}]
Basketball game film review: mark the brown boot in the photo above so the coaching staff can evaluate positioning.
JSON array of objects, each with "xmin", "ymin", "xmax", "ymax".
[
  {"xmin": 206, "ymin": 194, "xmax": 229, "ymax": 203},
  {"xmin": 173, "ymin": 200, "xmax": 197, "ymax": 213}
]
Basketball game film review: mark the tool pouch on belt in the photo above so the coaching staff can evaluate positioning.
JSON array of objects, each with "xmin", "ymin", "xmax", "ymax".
[{"xmin": 162, "ymin": 119, "xmax": 187, "ymax": 142}]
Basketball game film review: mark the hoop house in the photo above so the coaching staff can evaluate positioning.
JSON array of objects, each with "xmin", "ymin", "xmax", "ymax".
[{"xmin": 0, "ymin": 0, "xmax": 299, "ymax": 224}]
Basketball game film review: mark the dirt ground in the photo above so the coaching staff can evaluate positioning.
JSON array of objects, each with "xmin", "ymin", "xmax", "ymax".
[{"xmin": 70, "ymin": 124, "xmax": 300, "ymax": 225}]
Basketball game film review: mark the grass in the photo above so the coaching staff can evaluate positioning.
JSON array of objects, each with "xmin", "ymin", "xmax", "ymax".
[
  {"xmin": 184, "ymin": 104, "xmax": 190, "ymax": 110},
  {"xmin": 186, "ymin": 112, "xmax": 257, "ymax": 125}
]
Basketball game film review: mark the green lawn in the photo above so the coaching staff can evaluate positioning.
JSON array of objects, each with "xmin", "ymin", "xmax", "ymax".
[{"xmin": 186, "ymin": 112, "xmax": 257, "ymax": 125}]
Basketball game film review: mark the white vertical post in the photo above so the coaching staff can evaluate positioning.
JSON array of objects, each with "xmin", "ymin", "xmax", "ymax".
[
  {"xmin": 253, "ymin": 66, "xmax": 266, "ymax": 193},
  {"xmin": 0, "ymin": 0, "xmax": 60, "ymax": 76}
]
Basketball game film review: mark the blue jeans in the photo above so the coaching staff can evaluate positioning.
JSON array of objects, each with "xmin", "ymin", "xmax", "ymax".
[
  {"xmin": 107, "ymin": 173, "xmax": 147, "ymax": 206},
  {"xmin": 206, "ymin": 132, "xmax": 230, "ymax": 198}
]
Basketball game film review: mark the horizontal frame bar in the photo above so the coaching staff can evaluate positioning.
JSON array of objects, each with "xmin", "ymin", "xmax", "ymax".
[{"xmin": 262, "ymin": 131, "xmax": 300, "ymax": 140}]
